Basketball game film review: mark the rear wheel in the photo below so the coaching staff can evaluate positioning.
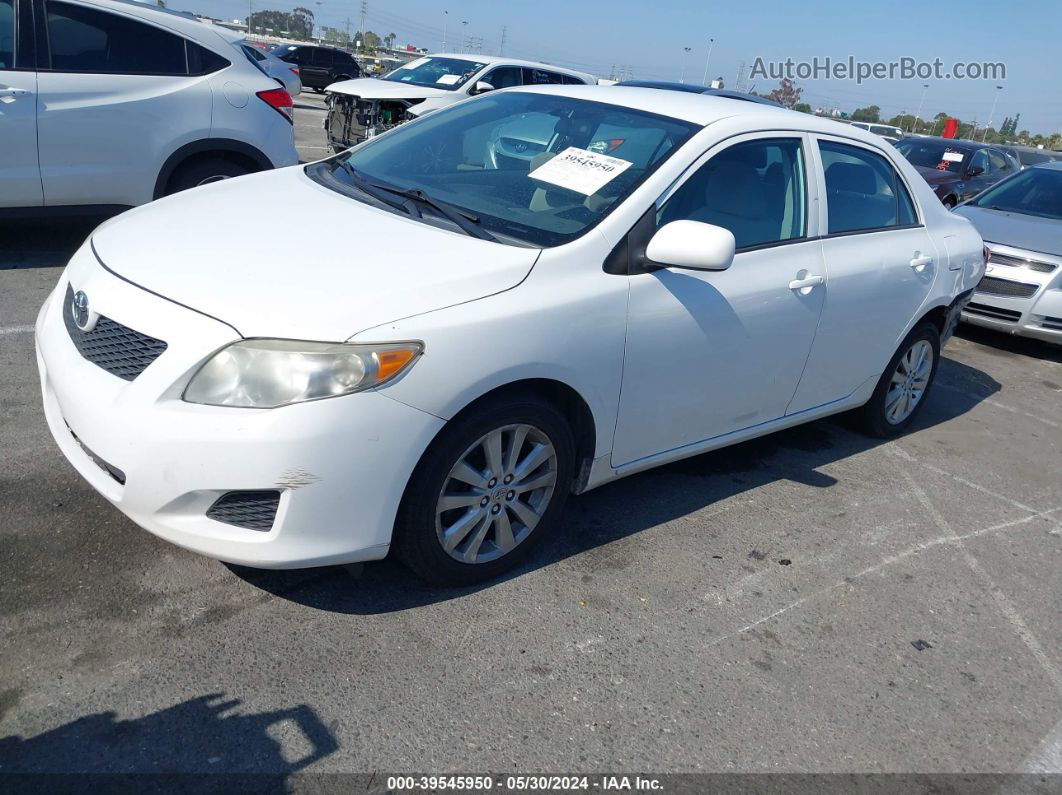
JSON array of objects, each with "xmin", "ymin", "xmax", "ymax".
[
  {"xmin": 164, "ymin": 156, "xmax": 253, "ymax": 195},
  {"xmin": 395, "ymin": 396, "xmax": 575, "ymax": 586},
  {"xmin": 858, "ymin": 323, "xmax": 940, "ymax": 438}
]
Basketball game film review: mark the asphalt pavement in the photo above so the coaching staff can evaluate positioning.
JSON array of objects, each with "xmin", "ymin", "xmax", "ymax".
[{"xmin": 1, "ymin": 91, "xmax": 1061, "ymax": 779}]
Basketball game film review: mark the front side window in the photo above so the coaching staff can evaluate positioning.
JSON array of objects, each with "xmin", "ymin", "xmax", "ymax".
[
  {"xmin": 820, "ymin": 140, "xmax": 917, "ymax": 234},
  {"xmin": 480, "ymin": 65, "xmax": 522, "ymax": 89},
  {"xmin": 657, "ymin": 138, "xmax": 807, "ymax": 250},
  {"xmin": 969, "ymin": 149, "xmax": 990, "ymax": 175},
  {"xmin": 312, "ymin": 48, "xmax": 333, "ymax": 66},
  {"xmin": 44, "ymin": 1, "xmax": 186, "ymax": 74},
  {"xmin": 310, "ymin": 91, "xmax": 699, "ymax": 247},
  {"xmin": 0, "ymin": 0, "xmax": 13, "ymax": 69},
  {"xmin": 382, "ymin": 56, "xmax": 487, "ymax": 91},
  {"xmin": 988, "ymin": 149, "xmax": 1011, "ymax": 172}
]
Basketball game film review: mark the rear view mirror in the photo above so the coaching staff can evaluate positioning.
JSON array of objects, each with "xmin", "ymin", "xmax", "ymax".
[
  {"xmin": 646, "ymin": 221, "xmax": 736, "ymax": 271},
  {"xmin": 471, "ymin": 81, "xmax": 495, "ymax": 95},
  {"xmin": 966, "ymin": 166, "xmax": 984, "ymax": 178}
]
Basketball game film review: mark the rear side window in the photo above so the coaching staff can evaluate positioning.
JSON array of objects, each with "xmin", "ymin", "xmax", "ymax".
[
  {"xmin": 0, "ymin": 0, "xmax": 13, "ymax": 69},
  {"xmin": 658, "ymin": 137, "xmax": 807, "ymax": 250},
  {"xmin": 524, "ymin": 68, "xmax": 564, "ymax": 85},
  {"xmin": 188, "ymin": 41, "xmax": 228, "ymax": 75},
  {"xmin": 561, "ymin": 74, "xmax": 586, "ymax": 85},
  {"xmin": 44, "ymin": 1, "xmax": 186, "ymax": 74},
  {"xmin": 820, "ymin": 140, "xmax": 918, "ymax": 234}
]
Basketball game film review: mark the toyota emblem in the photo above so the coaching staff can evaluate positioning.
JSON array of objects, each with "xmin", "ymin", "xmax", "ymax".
[{"xmin": 71, "ymin": 290, "xmax": 94, "ymax": 331}]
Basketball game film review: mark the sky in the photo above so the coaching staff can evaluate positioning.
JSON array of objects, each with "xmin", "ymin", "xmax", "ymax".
[{"xmin": 178, "ymin": 0, "xmax": 1062, "ymax": 135}]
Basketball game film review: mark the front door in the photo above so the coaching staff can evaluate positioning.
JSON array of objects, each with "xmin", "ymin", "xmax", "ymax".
[
  {"xmin": 0, "ymin": 0, "xmax": 42, "ymax": 207},
  {"xmin": 612, "ymin": 134, "xmax": 826, "ymax": 467}
]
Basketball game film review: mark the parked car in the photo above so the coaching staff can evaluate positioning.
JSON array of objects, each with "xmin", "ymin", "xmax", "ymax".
[
  {"xmin": 953, "ymin": 162, "xmax": 1062, "ymax": 343},
  {"xmin": 996, "ymin": 145, "xmax": 1062, "ymax": 170},
  {"xmin": 848, "ymin": 121, "xmax": 905, "ymax": 143},
  {"xmin": 269, "ymin": 43, "xmax": 359, "ymax": 92},
  {"xmin": 615, "ymin": 80, "xmax": 783, "ymax": 107},
  {"xmin": 324, "ymin": 54, "xmax": 593, "ymax": 150},
  {"xmin": 36, "ymin": 86, "xmax": 984, "ymax": 585},
  {"xmin": 0, "ymin": 0, "xmax": 297, "ymax": 212},
  {"xmin": 894, "ymin": 137, "xmax": 1020, "ymax": 207},
  {"xmin": 240, "ymin": 40, "xmax": 302, "ymax": 97}
]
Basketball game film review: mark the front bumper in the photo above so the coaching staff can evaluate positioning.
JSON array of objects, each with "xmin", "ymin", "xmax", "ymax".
[
  {"xmin": 35, "ymin": 247, "xmax": 445, "ymax": 568},
  {"xmin": 960, "ymin": 242, "xmax": 1062, "ymax": 345}
]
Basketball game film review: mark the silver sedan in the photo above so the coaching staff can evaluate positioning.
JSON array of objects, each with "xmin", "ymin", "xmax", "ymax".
[{"xmin": 240, "ymin": 42, "xmax": 303, "ymax": 98}]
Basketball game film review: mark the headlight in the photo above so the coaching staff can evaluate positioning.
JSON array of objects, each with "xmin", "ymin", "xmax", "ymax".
[{"xmin": 183, "ymin": 339, "xmax": 422, "ymax": 408}]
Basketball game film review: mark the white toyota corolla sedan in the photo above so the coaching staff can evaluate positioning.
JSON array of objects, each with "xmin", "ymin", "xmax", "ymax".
[{"xmin": 36, "ymin": 86, "xmax": 986, "ymax": 585}]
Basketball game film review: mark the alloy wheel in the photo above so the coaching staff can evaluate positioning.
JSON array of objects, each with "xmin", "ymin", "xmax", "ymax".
[
  {"xmin": 435, "ymin": 424, "xmax": 558, "ymax": 564},
  {"xmin": 885, "ymin": 339, "xmax": 934, "ymax": 425}
]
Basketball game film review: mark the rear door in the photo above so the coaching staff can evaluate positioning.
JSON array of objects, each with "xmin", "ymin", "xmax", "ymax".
[
  {"xmin": 304, "ymin": 46, "xmax": 331, "ymax": 86},
  {"xmin": 35, "ymin": 0, "xmax": 213, "ymax": 205},
  {"xmin": 0, "ymin": 0, "xmax": 43, "ymax": 207},
  {"xmin": 787, "ymin": 135, "xmax": 937, "ymax": 414}
]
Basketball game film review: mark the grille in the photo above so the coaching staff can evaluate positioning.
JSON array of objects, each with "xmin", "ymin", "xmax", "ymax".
[
  {"xmin": 964, "ymin": 302, "xmax": 1021, "ymax": 322},
  {"xmin": 988, "ymin": 251, "xmax": 1057, "ymax": 273},
  {"xmin": 206, "ymin": 491, "xmax": 281, "ymax": 531},
  {"xmin": 975, "ymin": 276, "xmax": 1039, "ymax": 299},
  {"xmin": 64, "ymin": 285, "xmax": 167, "ymax": 381}
]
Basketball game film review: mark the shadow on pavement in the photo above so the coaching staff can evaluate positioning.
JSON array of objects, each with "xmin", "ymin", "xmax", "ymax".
[
  {"xmin": 0, "ymin": 212, "xmax": 122, "ymax": 271},
  {"xmin": 231, "ymin": 355, "xmax": 1001, "ymax": 615},
  {"xmin": 954, "ymin": 323, "xmax": 1062, "ymax": 364},
  {"xmin": 0, "ymin": 693, "xmax": 337, "ymax": 778}
]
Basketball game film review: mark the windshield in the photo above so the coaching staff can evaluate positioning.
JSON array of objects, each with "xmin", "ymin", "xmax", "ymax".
[
  {"xmin": 308, "ymin": 92, "xmax": 700, "ymax": 247},
  {"xmin": 381, "ymin": 56, "xmax": 488, "ymax": 91},
  {"xmin": 895, "ymin": 140, "xmax": 969, "ymax": 174},
  {"xmin": 968, "ymin": 167, "xmax": 1062, "ymax": 220}
]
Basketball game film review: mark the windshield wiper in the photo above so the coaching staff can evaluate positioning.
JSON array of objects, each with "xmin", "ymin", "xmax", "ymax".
[{"xmin": 336, "ymin": 160, "xmax": 497, "ymax": 242}]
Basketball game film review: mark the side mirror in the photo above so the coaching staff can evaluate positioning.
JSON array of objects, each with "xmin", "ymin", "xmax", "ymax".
[
  {"xmin": 470, "ymin": 81, "xmax": 495, "ymax": 95},
  {"xmin": 965, "ymin": 166, "xmax": 985, "ymax": 178},
  {"xmin": 645, "ymin": 221, "xmax": 736, "ymax": 271}
]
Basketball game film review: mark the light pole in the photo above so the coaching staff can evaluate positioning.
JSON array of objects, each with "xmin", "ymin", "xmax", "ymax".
[
  {"xmin": 680, "ymin": 47, "xmax": 692, "ymax": 83},
  {"xmin": 442, "ymin": 10, "xmax": 448, "ymax": 51},
  {"xmin": 461, "ymin": 20, "xmax": 469, "ymax": 51},
  {"xmin": 982, "ymin": 85, "xmax": 1002, "ymax": 142},
  {"xmin": 911, "ymin": 83, "xmax": 928, "ymax": 133},
  {"xmin": 247, "ymin": 0, "xmax": 252, "ymax": 37},
  {"xmin": 700, "ymin": 38, "xmax": 715, "ymax": 86}
]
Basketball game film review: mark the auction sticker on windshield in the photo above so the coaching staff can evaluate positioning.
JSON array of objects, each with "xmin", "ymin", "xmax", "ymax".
[
  {"xmin": 529, "ymin": 147, "xmax": 633, "ymax": 195},
  {"xmin": 942, "ymin": 151, "xmax": 965, "ymax": 162}
]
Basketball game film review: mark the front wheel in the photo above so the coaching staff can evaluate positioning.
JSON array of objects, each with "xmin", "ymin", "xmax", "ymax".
[
  {"xmin": 395, "ymin": 396, "xmax": 575, "ymax": 586},
  {"xmin": 858, "ymin": 323, "xmax": 940, "ymax": 438}
]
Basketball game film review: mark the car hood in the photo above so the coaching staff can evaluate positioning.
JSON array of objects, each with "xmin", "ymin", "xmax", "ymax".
[
  {"xmin": 90, "ymin": 169, "xmax": 539, "ymax": 340},
  {"xmin": 326, "ymin": 77, "xmax": 453, "ymax": 100},
  {"xmin": 914, "ymin": 165, "xmax": 960, "ymax": 187},
  {"xmin": 953, "ymin": 205, "xmax": 1062, "ymax": 258}
]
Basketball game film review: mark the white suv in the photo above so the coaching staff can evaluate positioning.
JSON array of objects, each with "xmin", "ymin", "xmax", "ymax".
[{"xmin": 0, "ymin": 0, "xmax": 298, "ymax": 212}]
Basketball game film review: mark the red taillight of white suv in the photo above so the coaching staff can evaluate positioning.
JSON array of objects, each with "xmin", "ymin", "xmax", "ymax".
[{"xmin": 257, "ymin": 88, "xmax": 294, "ymax": 123}]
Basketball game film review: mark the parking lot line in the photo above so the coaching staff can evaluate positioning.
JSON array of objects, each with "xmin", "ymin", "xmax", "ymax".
[{"xmin": 0, "ymin": 325, "xmax": 34, "ymax": 336}]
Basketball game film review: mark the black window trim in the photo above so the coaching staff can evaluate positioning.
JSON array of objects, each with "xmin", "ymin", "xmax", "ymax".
[
  {"xmin": 814, "ymin": 133, "xmax": 927, "ymax": 239},
  {"xmin": 38, "ymin": 0, "xmax": 213, "ymax": 77}
]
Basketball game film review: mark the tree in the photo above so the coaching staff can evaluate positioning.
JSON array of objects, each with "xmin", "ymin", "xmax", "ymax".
[
  {"xmin": 321, "ymin": 26, "xmax": 351, "ymax": 45},
  {"xmin": 850, "ymin": 105, "xmax": 880, "ymax": 123},
  {"xmin": 384, "ymin": 32, "xmax": 397, "ymax": 49},
  {"xmin": 766, "ymin": 77, "xmax": 802, "ymax": 110},
  {"xmin": 290, "ymin": 6, "xmax": 314, "ymax": 38},
  {"xmin": 355, "ymin": 30, "xmax": 381, "ymax": 50},
  {"xmin": 792, "ymin": 102, "xmax": 812, "ymax": 114}
]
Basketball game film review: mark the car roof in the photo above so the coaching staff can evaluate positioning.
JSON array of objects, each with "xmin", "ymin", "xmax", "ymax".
[
  {"xmin": 898, "ymin": 136, "xmax": 990, "ymax": 151},
  {"xmin": 504, "ymin": 84, "xmax": 908, "ymax": 144},
  {"xmin": 1033, "ymin": 160, "xmax": 1062, "ymax": 171},
  {"xmin": 615, "ymin": 80, "xmax": 782, "ymax": 107},
  {"xmin": 424, "ymin": 53, "xmax": 595, "ymax": 82},
  {"xmin": 73, "ymin": 0, "xmax": 244, "ymax": 47}
]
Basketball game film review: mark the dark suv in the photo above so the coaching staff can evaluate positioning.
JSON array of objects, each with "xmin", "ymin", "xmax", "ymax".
[{"xmin": 270, "ymin": 44, "xmax": 360, "ymax": 92}]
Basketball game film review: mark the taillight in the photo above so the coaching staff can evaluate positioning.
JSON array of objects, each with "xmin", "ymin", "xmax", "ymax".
[
  {"xmin": 257, "ymin": 87, "xmax": 293, "ymax": 123},
  {"xmin": 290, "ymin": 66, "xmax": 300, "ymax": 76}
]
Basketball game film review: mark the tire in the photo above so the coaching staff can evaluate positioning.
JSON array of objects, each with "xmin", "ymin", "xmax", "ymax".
[
  {"xmin": 395, "ymin": 395, "xmax": 575, "ymax": 586},
  {"xmin": 165, "ymin": 157, "xmax": 253, "ymax": 195},
  {"xmin": 312, "ymin": 86, "xmax": 324, "ymax": 93},
  {"xmin": 858, "ymin": 322, "xmax": 941, "ymax": 438}
]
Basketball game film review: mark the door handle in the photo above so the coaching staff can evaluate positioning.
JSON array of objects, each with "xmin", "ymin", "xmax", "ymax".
[
  {"xmin": 0, "ymin": 87, "xmax": 30, "ymax": 97},
  {"xmin": 788, "ymin": 274, "xmax": 824, "ymax": 294},
  {"xmin": 910, "ymin": 254, "xmax": 933, "ymax": 272}
]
